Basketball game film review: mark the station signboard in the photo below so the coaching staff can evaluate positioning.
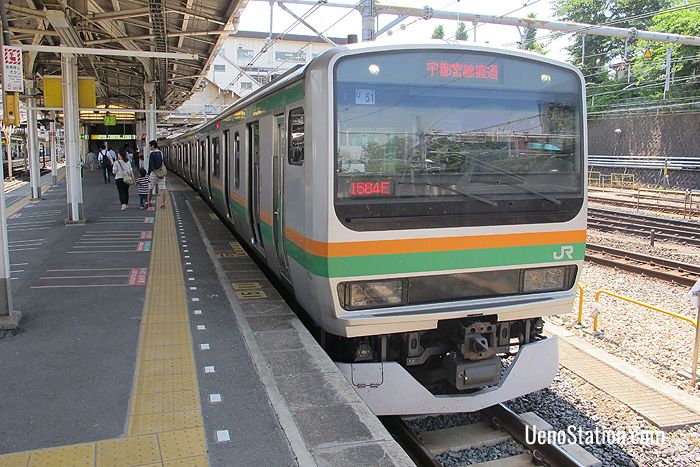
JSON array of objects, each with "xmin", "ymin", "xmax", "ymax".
[{"xmin": 3, "ymin": 46, "xmax": 23, "ymax": 93}]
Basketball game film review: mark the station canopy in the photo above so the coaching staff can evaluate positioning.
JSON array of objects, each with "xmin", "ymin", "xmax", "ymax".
[{"xmin": 7, "ymin": 0, "xmax": 246, "ymax": 110}]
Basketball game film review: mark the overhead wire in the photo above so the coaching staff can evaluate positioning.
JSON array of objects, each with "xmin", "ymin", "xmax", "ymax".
[{"xmin": 504, "ymin": 1, "xmax": 700, "ymax": 49}]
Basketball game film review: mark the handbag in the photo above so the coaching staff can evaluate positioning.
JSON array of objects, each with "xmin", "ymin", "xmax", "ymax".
[
  {"xmin": 154, "ymin": 164, "xmax": 167, "ymax": 179},
  {"xmin": 120, "ymin": 161, "xmax": 134, "ymax": 185}
]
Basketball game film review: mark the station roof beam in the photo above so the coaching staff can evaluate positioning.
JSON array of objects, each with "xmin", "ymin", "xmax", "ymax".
[{"xmin": 5, "ymin": 0, "xmax": 247, "ymax": 110}]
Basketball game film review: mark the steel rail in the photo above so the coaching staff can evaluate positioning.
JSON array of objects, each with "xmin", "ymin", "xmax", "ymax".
[
  {"xmin": 586, "ymin": 243, "xmax": 700, "ymax": 286},
  {"xmin": 589, "ymin": 208, "xmax": 700, "ymax": 230},
  {"xmin": 589, "ymin": 196, "xmax": 691, "ymax": 216},
  {"xmin": 484, "ymin": 404, "xmax": 585, "ymax": 467},
  {"xmin": 380, "ymin": 416, "xmax": 441, "ymax": 467},
  {"xmin": 588, "ymin": 219, "xmax": 700, "ymax": 247}
]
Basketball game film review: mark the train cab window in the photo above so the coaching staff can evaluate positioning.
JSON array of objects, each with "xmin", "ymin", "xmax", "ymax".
[
  {"xmin": 288, "ymin": 108, "xmax": 304, "ymax": 166},
  {"xmin": 234, "ymin": 132, "xmax": 240, "ymax": 188},
  {"xmin": 212, "ymin": 137, "xmax": 220, "ymax": 177}
]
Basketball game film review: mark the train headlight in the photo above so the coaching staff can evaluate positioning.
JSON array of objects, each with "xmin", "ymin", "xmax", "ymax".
[
  {"xmin": 340, "ymin": 279, "xmax": 406, "ymax": 310},
  {"xmin": 523, "ymin": 266, "xmax": 568, "ymax": 293}
]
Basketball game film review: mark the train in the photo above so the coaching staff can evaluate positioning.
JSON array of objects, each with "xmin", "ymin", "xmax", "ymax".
[{"xmin": 162, "ymin": 42, "xmax": 587, "ymax": 415}]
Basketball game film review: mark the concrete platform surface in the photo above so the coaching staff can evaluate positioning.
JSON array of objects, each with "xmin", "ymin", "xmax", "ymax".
[{"xmin": 0, "ymin": 172, "xmax": 413, "ymax": 466}]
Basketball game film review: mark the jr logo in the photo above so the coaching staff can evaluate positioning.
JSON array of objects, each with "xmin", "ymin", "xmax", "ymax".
[{"xmin": 553, "ymin": 245, "xmax": 574, "ymax": 260}]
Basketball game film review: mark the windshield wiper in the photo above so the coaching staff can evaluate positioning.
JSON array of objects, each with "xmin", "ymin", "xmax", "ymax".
[
  {"xmin": 435, "ymin": 152, "xmax": 562, "ymax": 205},
  {"xmin": 497, "ymin": 180, "xmax": 562, "ymax": 205},
  {"xmin": 398, "ymin": 181, "xmax": 498, "ymax": 207}
]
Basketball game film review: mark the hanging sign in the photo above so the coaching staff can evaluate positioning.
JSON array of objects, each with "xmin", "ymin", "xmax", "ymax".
[
  {"xmin": 3, "ymin": 46, "xmax": 24, "ymax": 92},
  {"xmin": 643, "ymin": 48, "xmax": 652, "ymax": 59}
]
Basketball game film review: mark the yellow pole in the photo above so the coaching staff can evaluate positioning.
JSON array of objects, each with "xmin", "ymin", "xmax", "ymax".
[
  {"xmin": 692, "ymin": 294, "xmax": 700, "ymax": 387},
  {"xmin": 577, "ymin": 283, "xmax": 584, "ymax": 325}
]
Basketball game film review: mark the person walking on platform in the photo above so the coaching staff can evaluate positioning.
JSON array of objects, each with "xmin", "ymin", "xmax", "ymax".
[
  {"xmin": 86, "ymin": 148, "xmax": 97, "ymax": 171},
  {"xmin": 132, "ymin": 147, "xmax": 141, "ymax": 172},
  {"xmin": 146, "ymin": 140, "xmax": 167, "ymax": 209},
  {"xmin": 113, "ymin": 150, "xmax": 134, "ymax": 211},
  {"xmin": 136, "ymin": 168, "xmax": 150, "ymax": 209},
  {"xmin": 98, "ymin": 143, "xmax": 114, "ymax": 183}
]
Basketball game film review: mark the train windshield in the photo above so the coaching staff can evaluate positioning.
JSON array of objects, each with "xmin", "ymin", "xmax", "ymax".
[{"xmin": 334, "ymin": 50, "xmax": 584, "ymax": 230}]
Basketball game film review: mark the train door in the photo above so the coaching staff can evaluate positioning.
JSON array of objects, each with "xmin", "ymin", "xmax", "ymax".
[
  {"xmin": 187, "ymin": 142, "xmax": 193, "ymax": 183},
  {"xmin": 194, "ymin": 140, "xmax": 201, "ymax": 189},
  {"xmin": 206, "ymin": 136, "xmax": 212, "ymax": 199},
  {"xmin": 272, "ymin": 114, "xmax": 290, "ymax": 280},
  {"xmin": 248, "ymin": 121, "xmax": 264, "ymax": 250},
  {"xmin": 223, "ymin": 130, "xmax": 232, "ymax": 219}
]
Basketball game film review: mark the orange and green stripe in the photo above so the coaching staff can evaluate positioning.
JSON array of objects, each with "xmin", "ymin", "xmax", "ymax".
[{"xmin": 224, "ymin": 195, "xmax": 585, "ymax": 278}]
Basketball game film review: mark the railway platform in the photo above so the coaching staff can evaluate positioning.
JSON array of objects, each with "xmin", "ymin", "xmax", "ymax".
[{"xmin": 0, "ymin": 172, "xmax": 413, "ymax": 466}]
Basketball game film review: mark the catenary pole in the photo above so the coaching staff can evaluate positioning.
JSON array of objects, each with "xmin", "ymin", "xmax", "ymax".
[
  {"xmin": 256, "ymin": 1, "xmax": 700, "ymax": 47},
  {"xmin": 26, "ymin": 80, "xmax": 40, "ymax": 199},
  {"xmin": 0, "ymin": 0, "xmax": 19, "ymax": 329}
]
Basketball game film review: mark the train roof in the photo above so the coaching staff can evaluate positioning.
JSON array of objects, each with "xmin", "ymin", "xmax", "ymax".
[{"xmin": 167, "ymin": 41, "xmax": 582, "ymax": 142}]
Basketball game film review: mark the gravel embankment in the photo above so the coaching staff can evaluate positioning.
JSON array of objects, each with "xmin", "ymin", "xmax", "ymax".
[
  {"xmin": 587, "ymin": 228, "xmax": 700, "ymax": 264},
  {"xmin": 507, "ymin": 368, "xmax": 700, "ymax": 467},
  {"xmin": 405, "ymin": 368, "xmax": 700, "ymax": 466},
  {"xmin": 551, "ymin": 260, "xmax": 700, "ymax": 397}
]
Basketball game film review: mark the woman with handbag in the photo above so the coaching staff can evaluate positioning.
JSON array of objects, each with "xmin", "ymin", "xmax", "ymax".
[
  {"xmin": 146, "ymin": 140, "xmax": 167, "ymax": 209},
  {"xmin": 113, "ymin": 150, "xmax": 135, "ymax": 211}
]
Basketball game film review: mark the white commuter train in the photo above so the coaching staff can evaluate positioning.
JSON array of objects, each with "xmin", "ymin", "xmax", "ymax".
[{"xmin": 163, "ymin": 42, "xmax": 587, "ymax": 415}]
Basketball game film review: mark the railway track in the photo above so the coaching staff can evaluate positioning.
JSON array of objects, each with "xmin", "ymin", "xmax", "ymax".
[
  {"xmin": 589, "ymin": 195, "xmax": 696, "ymax": 217},
  {"xmin": 585, "ymin": 243, "xmax": 700, "ymax": 286},
  {"xmin": 588, "ymin": 207, "xmax": 700, "ymax": 247},
  {"xmin": 383, "ymin": 404, "xmax": 590, "ymax": 466}
]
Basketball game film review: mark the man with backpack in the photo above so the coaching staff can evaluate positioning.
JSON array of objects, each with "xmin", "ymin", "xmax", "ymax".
[
  {"xmin": 146, "ymin": 140, "xmax": 167, "ymax": 209},
  {"xmin": 98, "ymin": 143, "xmax": 115, "ymax": 183}
]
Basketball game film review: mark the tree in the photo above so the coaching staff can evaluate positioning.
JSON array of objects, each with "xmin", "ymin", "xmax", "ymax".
[
  {"xmin": 431, "ymin": 25, "xmax": 445, "ymax": 39},
  {"xmin": 520, "ymin": 13, "xmax": 548, "ymax": 54},
  {"xmin": 553, "ymin": 0, "xmax": 670, "ymax": 83},
  {"xmin": 631, "ymin": 3, "xmax": 700, "ymax": 91},
  {"xmin": 455, "ymin": 22, "xmax": 469, "ymax": 41}
]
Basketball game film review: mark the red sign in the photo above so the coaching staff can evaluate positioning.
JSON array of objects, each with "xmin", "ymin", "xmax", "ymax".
[
  {"xmin": 3, "ymin": 46, "xmax": 23, "ymax": 92},
  {"xmin": 350, "ymin": 180, "xmax": 393, "ymax": 197},
  {"xmin": 426, "ymin": 61, "xmax": 499, "ymax": 81}
]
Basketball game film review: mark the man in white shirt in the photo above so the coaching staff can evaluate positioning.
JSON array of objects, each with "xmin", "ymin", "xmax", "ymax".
[{"xmin": 98, "ymin": 143, "xmax": 115, "ymax": 183}]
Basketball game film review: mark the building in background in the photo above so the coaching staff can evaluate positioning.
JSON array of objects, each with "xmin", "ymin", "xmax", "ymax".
[
  {"xmin": 209, "ymin": 31, "xmax": 348, "ymax": 98},
  {"xmin": 166, "ymin": 31, "xmax": 346, "ymax": 132}
]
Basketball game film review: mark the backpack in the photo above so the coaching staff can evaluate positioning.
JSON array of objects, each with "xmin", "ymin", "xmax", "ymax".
[{"xmin": 100, "ymin": 151, "xmax": 112, "ymax": 169}]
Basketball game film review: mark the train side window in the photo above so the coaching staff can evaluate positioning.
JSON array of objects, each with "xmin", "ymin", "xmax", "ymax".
[
  {"xmin": 288, "ymin": 107, "xmax": 304, "ymax": 166},
  {"xmin": 200, "ymin": 141, "xmax": 205, "ymax": 170},
  {"xmin": 212, "ymin": 137, "xmax": 220, "ymax": 177},
  {"xmin": 234, "ymin": 132, "xmax": 240, "ymax": 188}
]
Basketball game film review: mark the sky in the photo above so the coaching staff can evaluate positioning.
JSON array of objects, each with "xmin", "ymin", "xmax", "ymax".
[{"xmin": 237, "ymin": 0, "xmax": 574, "ymax": 62}]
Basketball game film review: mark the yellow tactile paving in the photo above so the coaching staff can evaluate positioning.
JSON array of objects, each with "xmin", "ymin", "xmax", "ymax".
[
  {"xmin": 0, "ymin": 198, "xmax": 209, "ymax": 466},
  {"xmin": 28, "ymin": 444, "xmax": 94, "ymax": 467},
  {"xmin": 140, "ymin": 357, "xmax": 196, "ymax": 376},
  {"xmin": 95, "ymin": 435, "xmax": 160, "ymax": 466},
  {"xmin": 130, "ymin": 411, "xmax": 203, "ymax": 435},
  {"xmin": 158, "ymin": 428, "xmax": 207, "ymax": 461},
  {"xmin": 0, "ymin": 452, "xmax": 30, "ymax": 467},
  {"xmin": 163, "ymin": 455, "xmax": 208, "ymax": 467},
  {"xmin": 136, "ymin": 373, "xmax": 199, "ymax": 394},
  {"xmin": 127, "ymin": 197, "xmax": 207, "ymax": 457},
  {"xmin": 140, "ymin": 344, "xmax": 195, "ymax": 360},
  {"xmin": 131, "ymin": 391, "xmax": 200, "ymax": 415}
]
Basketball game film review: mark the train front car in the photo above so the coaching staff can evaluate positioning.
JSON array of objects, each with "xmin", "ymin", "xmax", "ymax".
[{"xmin": 301, "ymin": 44, "xmax": 586, "ymax": 415}]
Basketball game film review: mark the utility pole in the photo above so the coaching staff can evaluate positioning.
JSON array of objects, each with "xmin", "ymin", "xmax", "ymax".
[
  {"xmin": 359, "ymin": 0, "xmax": 376, "ymax": 41},
  {"xmin": 663, "ymin": 47, "xmax": 672, "ymax": 100},
  {"xmin": 0, "ymin": 0, "xmax": 20, "ymax": 329}
]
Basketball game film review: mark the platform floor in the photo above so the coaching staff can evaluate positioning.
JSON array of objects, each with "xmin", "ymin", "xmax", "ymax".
[
  {"xmin": 0, "ymin": 172, "xmax": 412, "ymax": 466},
  {"xmin": 546, "ymin": 324, "xmax": 700, "ymax": 430}
]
